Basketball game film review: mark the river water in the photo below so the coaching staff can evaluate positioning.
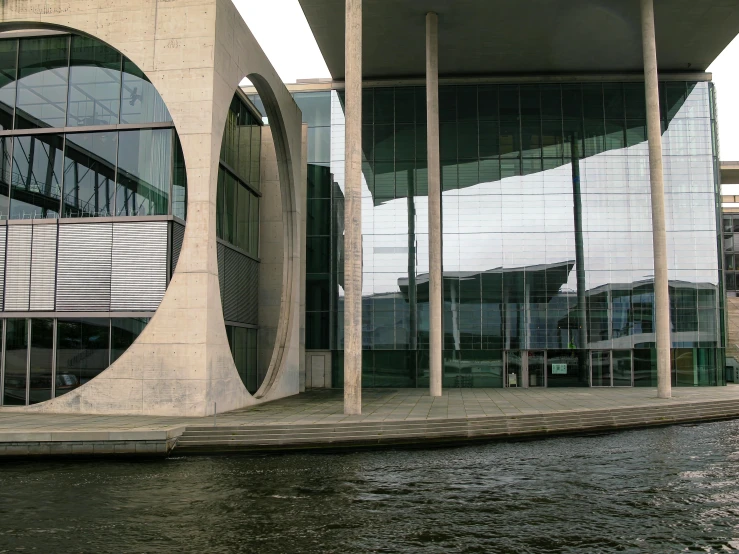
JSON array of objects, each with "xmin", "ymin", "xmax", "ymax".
[{"xmin": 2, "ymin": 421, "xmax": 739, "ymax": 553}]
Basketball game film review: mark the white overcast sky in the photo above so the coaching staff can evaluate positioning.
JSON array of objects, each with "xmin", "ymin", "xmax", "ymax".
[{"xmin": 233, "ymin": 0, "xmax": 739, "ymax": 161}]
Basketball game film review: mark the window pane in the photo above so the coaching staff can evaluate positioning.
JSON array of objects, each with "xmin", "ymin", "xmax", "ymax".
[
  {"xmin": 16, "ymin": 36, "xmax": 69, "ymax": 129},
  {"xmin": 29, "ymin": 318, "xmax": 53, "ymax": 404},
  {"xmin": 172, "ymin": 133, "xmax": 187, "ymax": 220},
  {"xmin": 0, "ymin": 39, "xmax": 17, "ymax": 131},
  {"xmin": 10, "ymin": 134, "xmax": 63, "ymax": 219},
  {"xmin": 67, "ymin": 35, "xmax": 121, "ymax": 127},
  {"xmin": 307, "ymin": 164, "xmax": 331, "ymax": 199},
  {"xmin": 56, "ymin": 318, "xmax": 110, "ymax": 396},
  {"xmin": 111, "ymin": 317, "xmax": 149, "ymax": 363},
  {"xmin": 3, "ymin": 319, "xmax": 27, "ymax": 406},
  {"xmin": 0, "ymin": 136, "xmax": 10, "ymax": 219},
  {"xmin": 293, "ymin": 91, "xmax": 331, "ymax": 127},
  {"xmin": 120, "ymin": 57, "xmax": 171, "ymax": 124},
  {"xmin": 249, "ymin": 193, "xmax": 259, "ymax": 256},
  {"xmin": 250, "ymin": 125, "xmax": 260, "ymax": 191},
  {"xmin": 236, "ymin": 182, "xmax": 250, "ymax": 251},
  {"xmin": 222, "ymin": 171, "xmax": 237, "ymax": 244},
  {"xmin": 62, "ymin": 131, "xmax": 117, "ymax": 218},
  {"xmin": 116, "ymin": 128, "xmax": 172, "ymax": 216},
  {"xmin": 237, "ymin": 123, "xmax": 251, "ymax": 184}
]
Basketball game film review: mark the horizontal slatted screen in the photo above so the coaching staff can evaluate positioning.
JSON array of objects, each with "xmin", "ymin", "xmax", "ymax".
[
  {"xmin": 0, "ymin": 227, "xmax": 6, "ymax": 310},
  {"xmin": 56, "ymin": 223, "xmax": 112, "ymax": 311},
  {"xmin": 5, "ymin": 225, "xmax": 32, "ymax": 311},
  {"xmin": 30, "ymin": 225, "xmax": 58, "ymax": 311},
  {"xmin": 223, "ymin": 247, "xmax": 259, "ymax": 325},
  {"xmin": 111, "ymin": 222, "xmax": 168, "ymax": 311},
  {"xmin": 171, "ymin": 222, "xmax": 185, "ymax": 276},
  {"xmin": 217, "ymin": 242, "xmax": 226, "ymax": 313}
]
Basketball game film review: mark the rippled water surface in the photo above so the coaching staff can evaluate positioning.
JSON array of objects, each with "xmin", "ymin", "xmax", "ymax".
[{"xmin": 3, "ymin": 422, "xmax": 739, "ymax": 553}]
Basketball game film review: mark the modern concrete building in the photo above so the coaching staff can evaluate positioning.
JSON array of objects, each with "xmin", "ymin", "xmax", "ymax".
[{"xmin": 0, "ymin": 0, "xmax": 737, "ymax": 417}]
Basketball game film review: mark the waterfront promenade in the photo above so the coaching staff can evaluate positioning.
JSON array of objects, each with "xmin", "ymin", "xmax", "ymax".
[{"xmin": 1, "ymin": 386, "xmax": 739, "ymax": 456}]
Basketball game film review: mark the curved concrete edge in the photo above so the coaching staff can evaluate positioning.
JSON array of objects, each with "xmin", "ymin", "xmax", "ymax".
[
  {"xmin": 2, "ymin": 0, "xmax": 305, "ymax": 417},
  {"xmin": 173, "ymin": 399, "xmax": 739, "ymax": 453}
]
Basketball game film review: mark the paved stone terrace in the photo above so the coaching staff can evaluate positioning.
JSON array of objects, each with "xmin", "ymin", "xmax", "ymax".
[{"xmin": 0, "ymin": 386, "xmax": 739, "ymax": 434}]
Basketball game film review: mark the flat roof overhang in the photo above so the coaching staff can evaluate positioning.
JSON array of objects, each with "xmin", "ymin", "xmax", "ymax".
[{"xmin": 298, "ymin": 0, "xmax": 739, "ymax": 80}]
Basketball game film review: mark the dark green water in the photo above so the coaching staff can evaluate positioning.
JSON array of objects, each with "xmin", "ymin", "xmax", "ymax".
[{"xmin": 2, "ymin": 421, "xmax": 739, "ymax": 553}]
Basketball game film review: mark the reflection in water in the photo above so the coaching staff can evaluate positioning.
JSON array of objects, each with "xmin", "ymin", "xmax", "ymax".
[{"xmin": 2, "ymin": 422, "xmax": 739, "ymax": 552}]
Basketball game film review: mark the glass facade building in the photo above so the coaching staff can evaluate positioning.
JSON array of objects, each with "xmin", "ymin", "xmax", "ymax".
[
  {"xmin": 0, "ymin": 32, "xmax": 188, "ymax": 404},
  {"xmin": 295, "ymin": 80, "xmax": 724, "ymax": 389}
]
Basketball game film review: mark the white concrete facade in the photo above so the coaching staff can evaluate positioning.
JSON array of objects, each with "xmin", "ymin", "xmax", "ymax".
[{"xmin": 0, "ymin": 0, "xmax": 305, "ymax": 416}]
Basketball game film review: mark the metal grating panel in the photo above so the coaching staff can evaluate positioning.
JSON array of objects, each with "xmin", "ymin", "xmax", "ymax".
[
  {"xmin": 223, "ymin": 247, "xmax": 259, "ymax": 325},
  {"xmin": 56, "ymin": 223, "xmax": 112, "ymax": 311},
  {"xmin": 171, "ymin": 222, "xmax": 185, "ymax": 276},
  {"xmin": 217, "ymin": 242, "xmax": 226, "ymax": 312},
  {"xmin": 0, "ymin": 227, "xmax": 6, "ymax": 309},
  {"xmin": 111, "ymin": 222, "xmax": 168, "ymax": 311},
  {"xmin": 30, "ymin": 225, "xmax": 58, "ymax": 311},
  {"xmin": 4, "ymin": 226, "xmax": 32, "ymax": 311}
]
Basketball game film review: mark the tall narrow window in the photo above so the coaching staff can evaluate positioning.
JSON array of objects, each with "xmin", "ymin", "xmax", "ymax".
[
  {"xmin": 15, "ymin": 36, "xmax": 69, "ymax": 129},
  {"xmin": 67, "ymin": 35, "xmax": 121, "ymax": 127},
  {"xmin": 10, "ymin": 134, "xmax": 63, "ymax": 219},
  {"xmin": 62, "ymin": 131, "xmax": 117, "ymax": 217}
]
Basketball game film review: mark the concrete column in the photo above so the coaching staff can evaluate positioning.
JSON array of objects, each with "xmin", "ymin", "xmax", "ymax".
[
  {"xmin": 344, "ymin": 0, "xmax": 363, "ymax": 415},
  {"xmin": 426, "ymin": 12, "xmax": 443, "ymax": 397},
  {"xmin": 640, "ymin": 0, "xmax": 671, "ymax": 399}
]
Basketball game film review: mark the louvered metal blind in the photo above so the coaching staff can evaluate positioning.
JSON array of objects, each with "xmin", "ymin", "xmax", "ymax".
[
  {"xmin": 217, "ymin": 242, "xmax": 226, "ymax": 312},
  {"xmin": 30, "ymin": 225, "xmax": 57, "ymax": 311},
  {"xmin": 56, "ymin": 223, "xmax": 112, "ymax": 311},
  {"xmin": 223, "ymin": 247, "xmax": 259, "ymax": 325},
  {"xmin": 171, "ymin": 222, "xmax": 185, "ymax": 276},
  {"xmin": 111, "ymin": 222, "xmax": 167, "ymax": 311},
  {"xmin": 0, "ymin": 227, "xmax": 6, "ymax": 310},
  {"xmin": 5, "ymin": 225, "xmax": 32, "ymax": 311}
]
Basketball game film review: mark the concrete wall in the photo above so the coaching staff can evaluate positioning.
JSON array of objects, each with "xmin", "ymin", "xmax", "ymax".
[{"xmin": 0, "ymin": 0, "xmax": 305, "ymax": 416}]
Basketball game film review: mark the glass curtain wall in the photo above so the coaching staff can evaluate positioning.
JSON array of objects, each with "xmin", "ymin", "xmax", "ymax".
[
  {"xmin": 327, "ymin": 81, "xmax": 723, "ymax": 388},
  {"xmin": 0, "ymin": 34, "xmax": 187, "ymax": 221},
  {"xmin": 0, "ymin": 317, "xmax": 150, "ymax": 405},
  {"xmin": 225, "ymin": 325, "xmax": 259, "ymax": 394},
  {"xmin": 216, "ymin": 93, "xmax": 261, "ymax": 257},
  {"xmin": 294, "ymin": 91, "xmax": 333, "ymax": 351}
]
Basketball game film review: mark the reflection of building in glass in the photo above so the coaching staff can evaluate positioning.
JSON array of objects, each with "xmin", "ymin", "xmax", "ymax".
[{"xmin": 271, "ymin": 78, "xmax": 725, "ymax": 390}]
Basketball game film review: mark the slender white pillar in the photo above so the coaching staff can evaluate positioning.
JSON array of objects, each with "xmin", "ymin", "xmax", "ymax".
[
  {"xmin": 640, "ymin": 0, "xmax": 671, "ymax": 399},
  {"xmin": 344, "ymin": 0, "xmax": 363, "ymax": 414},
  {"xmin": 426, "ymin": 12, "xmax": 442, "ymax": 397}
]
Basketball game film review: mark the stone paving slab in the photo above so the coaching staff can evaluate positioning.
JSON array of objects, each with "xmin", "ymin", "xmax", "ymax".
[{"xmin": 1, "ymin": 386, "xmax": 739, "ymax": 456}]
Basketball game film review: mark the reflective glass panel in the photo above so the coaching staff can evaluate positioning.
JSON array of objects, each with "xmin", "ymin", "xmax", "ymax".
[
  {"xmin": 591, "ymin": 351, "xmax": 611, "ymax": 386},
  {"xmin": 111, "ymin": 318, "xmax": 149, "ymax": 363},
  {"xmin": 16, "ymin": 36, "xmax": 69, "ymax": 129},
  {"xmin": 29, "ymin": 318, "xmax": 54, "ymax": 404},
  {"xmin": 56, "ymin": 318, "xmax": 109, "ymax": 396},
  {"xmin": 10, "ymin": 134, "xmax": 63, "ymax": 219},
  {"xmin": 116, "ymin": 128, "xmax": 172, "ymax": 216},
  {"xmin": 613, "ymin": 350, "xmax": 632, "ymax": 387},
  {"xmin": 172, "ymin": 134, "xmax": 187, "ymax": 220},
  {"xmin": 67, "ymin": 36, "xmax": 121, "ymax": 127},
  {"xmin": 62, "ymin": 131, "xmax": 116, "ymax": 217},
  {"xmin": 120, "ymin": 58, "xmax": 171, "ymax": 124},
  {"xmin": 4, "ymin": 319, "xmax": 27, "ymax": 405},
  {"xmin": 0, "ymin": 39, "xmax": 17, "ymax": 131},
  {"xmin": 0, "ymin": 136, "xmax": 10, "ymax": 219}
]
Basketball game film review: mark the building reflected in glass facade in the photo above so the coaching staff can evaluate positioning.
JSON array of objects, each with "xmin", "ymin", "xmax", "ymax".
[{"xmin": 293, "ymin": 79, "xmax": 724, "ymax": 389}]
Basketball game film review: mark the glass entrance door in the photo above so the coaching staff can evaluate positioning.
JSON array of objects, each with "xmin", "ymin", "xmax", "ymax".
[
  {"xmin": 591, "ymin": 351, "xmax": 611, "ymax": 386},
  {"xmin": 528, "ymin": 351, "xmax": 545, "ymax": 387}
]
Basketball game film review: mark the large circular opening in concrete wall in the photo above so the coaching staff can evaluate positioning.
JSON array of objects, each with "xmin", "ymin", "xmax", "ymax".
[
  {"xmin": 0, "ymin": 29, "xmax": 187, "ymax": 407},
  {"xmin": 216, "ymin": 89, "xmax": 277, "ymax": 396}
]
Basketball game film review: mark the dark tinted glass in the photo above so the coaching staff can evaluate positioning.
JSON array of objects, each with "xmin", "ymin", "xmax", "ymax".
[
  {"xmin": 111, "ymin": 318, "xmax": 149, "ymax": 363},
  {"xmin": 62, "ymin": 131, "xmax": 117, "ymax": 217},
  {"xmin": 3, "ymin": 319, "xmax": 27, "ymax": 406},
  {"xmin": 0, "ymin": 40, "xmax": 17, "ymax": 131},
  {"xmin": 56, "ymin": 318, "xmax": 109, "ymax": 396},
  {"xmin": 120, "ymin": 58, "xmax": 171, "ymax": 124},
  {"xmin": 29, "ymin": 318, "xmax": 54, "ymax": 404},
  {"xmin": 67, "ymin": 36, "xmax": 121, "ymax": 127},
  {"xmin": 0, "ymin": 136, "xmax": 10, "ymax": 219},
  {"xmin": 16, "ymin": 36, "xmax": 69, "ymax": 129},
  {"xmin": 172, "ymin": 133, "xmax": 187, "ymax": 219},
  {"xmin": 116, "ymin": 128, "xmax": 171, "ymax": 216},
  {"xmin": 10, "ymin": 134, "xmax": 63, "ymax": 219},
  {"xmin": 307, "ymin": 164, "xmax": 331, "ymax": 199}
]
